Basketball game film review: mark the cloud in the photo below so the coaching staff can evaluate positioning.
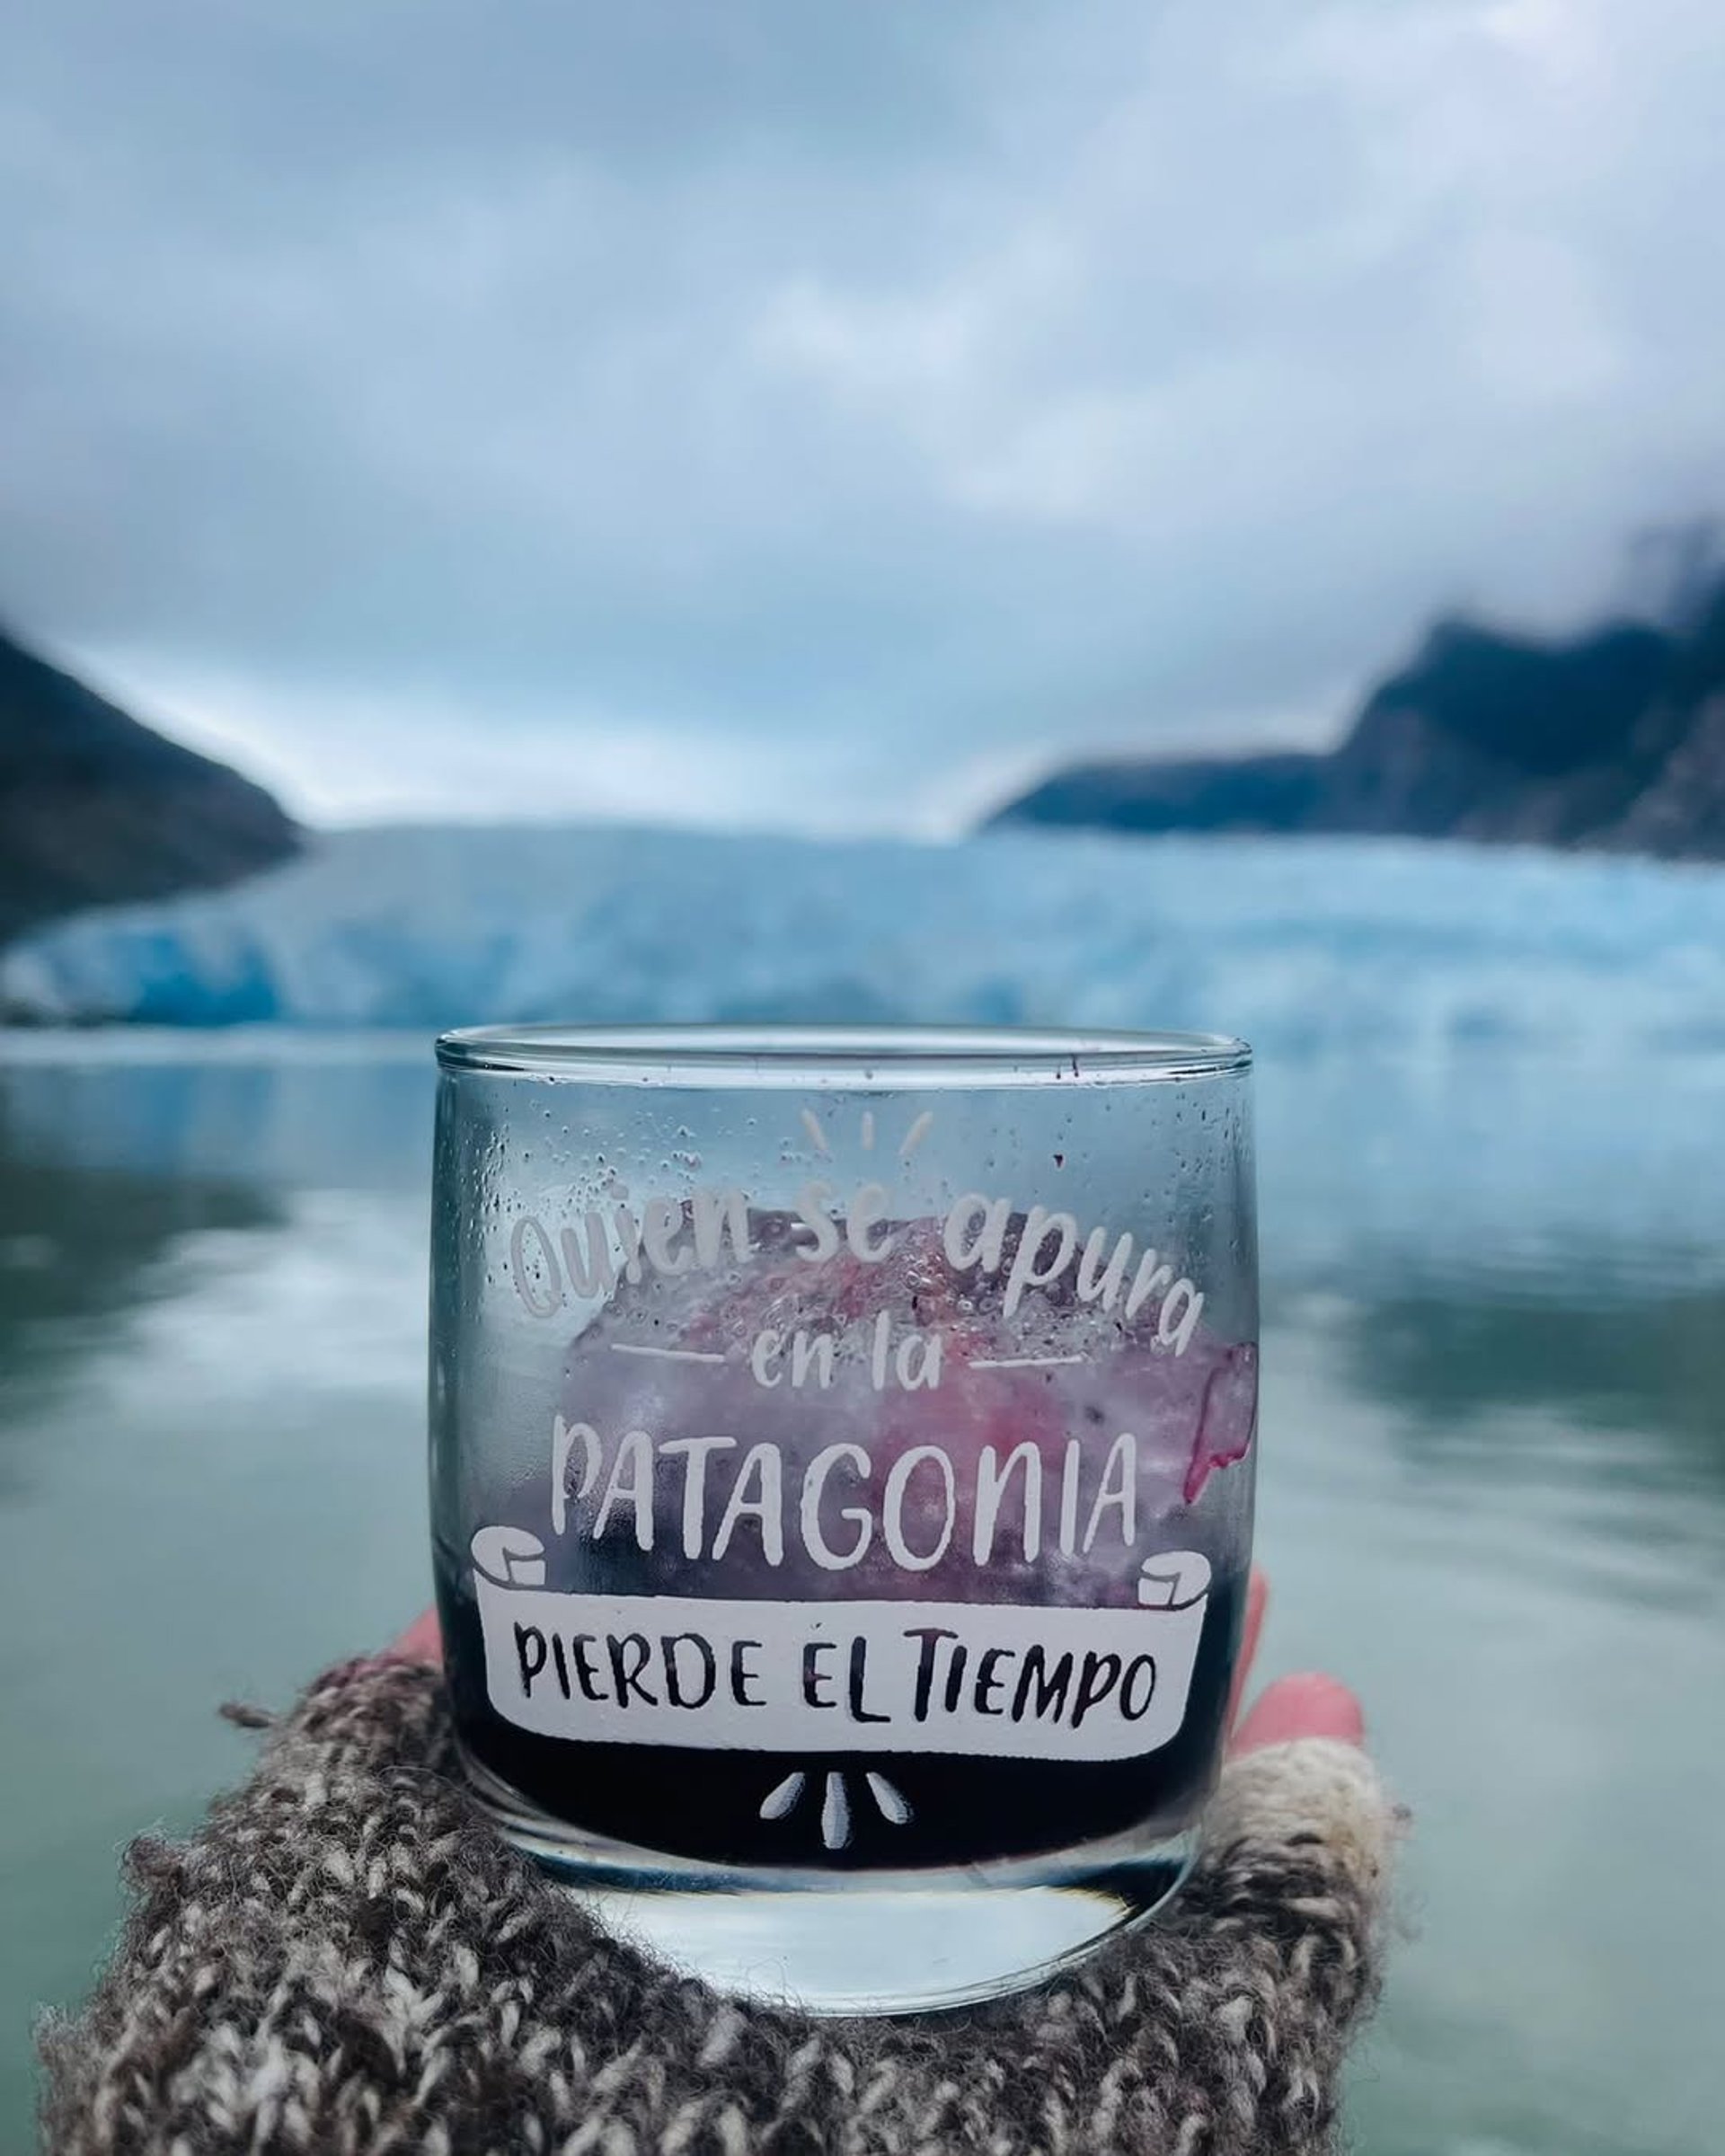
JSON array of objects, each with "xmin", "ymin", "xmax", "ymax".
[{"xmin": 3, "ymin": 0, "xmax": 1724, "ymax": 828}]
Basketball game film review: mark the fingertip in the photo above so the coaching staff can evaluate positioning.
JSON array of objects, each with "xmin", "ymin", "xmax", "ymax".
[
  {"xmin": 1225, "ymin": 1568, "xmax": 1270, "ymax": 1733},
  {"xmin": 1232, "ymin": 1671, "xmax": 1365, "ymax": 1754},
  {"xmin": 382, "ymin": 1608, "xmax": 444, "ymax": 1666}
]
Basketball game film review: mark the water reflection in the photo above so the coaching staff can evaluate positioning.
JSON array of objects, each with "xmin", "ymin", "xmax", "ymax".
[
  {"xmin": 0, "ymin": 1045, "xmax": 436, "ymax": 2139},
  {"xmin": 0, "ymin": 1095, "xmax": 280, "ymax": 1401},
  {"xmin": 1341, "ymin": 1281, "xmax": 1725, "ymax": 1540},
  {"xmin": 0, "ymin": 1037, "xmax": 436, "ymax": 1189}
]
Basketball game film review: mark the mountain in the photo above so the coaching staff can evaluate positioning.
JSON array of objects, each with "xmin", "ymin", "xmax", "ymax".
[
  {"xmin": 991, "ymin": 579, "xmax": 1725, "ymax": 858},
  {"xmin": 0, "ymin": 628, "xmax": 300, "ymax": 943}
]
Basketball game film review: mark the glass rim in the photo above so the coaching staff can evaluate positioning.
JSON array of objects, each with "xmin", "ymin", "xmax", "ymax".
[{"xmin": 434, "ymin": 1023, "xmax": 1251, "ymax": 1087}]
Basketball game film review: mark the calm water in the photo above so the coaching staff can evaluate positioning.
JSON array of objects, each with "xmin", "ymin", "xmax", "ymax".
[{"xmin": 2, "ymin": 1031, "xmax": 1722, "ymax": 2153}]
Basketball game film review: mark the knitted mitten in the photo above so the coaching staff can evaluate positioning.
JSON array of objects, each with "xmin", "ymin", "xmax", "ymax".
[{"xmin": 39, "ymin": 1657, "xmax": 1399, "ymax": 2156}]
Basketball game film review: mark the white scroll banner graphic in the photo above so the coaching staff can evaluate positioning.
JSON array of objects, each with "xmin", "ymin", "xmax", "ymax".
[{"xmin": 472, "ymin": 1527, "xmax": 1212, "ymax": 1763}]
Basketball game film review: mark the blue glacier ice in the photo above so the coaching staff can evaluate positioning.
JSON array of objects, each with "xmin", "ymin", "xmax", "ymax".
[
  {"xmin": 4, "ymin": 820, "xmax": 1725, "ymax": 1308},
  {"xmin": 5, "ymin": 822, "xmax": 1725, "ymax": 1057}
]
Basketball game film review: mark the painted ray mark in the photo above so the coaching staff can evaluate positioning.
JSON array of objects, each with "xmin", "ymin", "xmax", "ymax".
[
  {"xmin": 757, "ymin": 1768, "xmax": 914, "ymax": 1849},
  {"xmin": 898, "ymin": 1111, "xmax": 935, "ymax": 1161},
  {"xmin": 759, "ymin": 1772, "xmax": 805, "ymax": 1820},
  {"xmin": 864, "ymin": 1772, "xmax": 911, "ymax": 1825},
  {"xmin": 796, "ymin": 1108, "xmax": 938, "ymax": 1162}
]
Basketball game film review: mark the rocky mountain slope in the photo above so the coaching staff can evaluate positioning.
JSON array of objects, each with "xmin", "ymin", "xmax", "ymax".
[
  {"xmin": 0, "ymin": 628, "xmax": 300, "ymax": 943},
  {"xmin": 993, "ymin": 580, "xmax": 1725, "ymax": 858}
]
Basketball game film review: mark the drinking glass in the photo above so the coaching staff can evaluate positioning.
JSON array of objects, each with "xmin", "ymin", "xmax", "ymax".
[{"xmin": 429, "ymin": 1026, "xmax": 1257, "ymax": 2013}]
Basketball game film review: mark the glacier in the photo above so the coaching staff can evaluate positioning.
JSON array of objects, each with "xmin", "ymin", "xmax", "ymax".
[
  {"xmin": 4, "ymin": 821, "xmax": 1725, "ymax": 1058},
  {"xmin": 4, "ymin": 820, "xmax": 1725, "ymax": 1303}
]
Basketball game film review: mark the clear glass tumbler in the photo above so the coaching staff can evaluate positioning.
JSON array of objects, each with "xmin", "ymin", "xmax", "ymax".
[{"xmin": 429, "ymin": 1026, "xmax": 1257, "ymax": 2013}]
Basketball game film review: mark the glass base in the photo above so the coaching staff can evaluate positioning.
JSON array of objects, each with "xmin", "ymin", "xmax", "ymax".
[{"xmin": 463, "ymin": 1747, "xmax": 1197, "ymax": 2015}]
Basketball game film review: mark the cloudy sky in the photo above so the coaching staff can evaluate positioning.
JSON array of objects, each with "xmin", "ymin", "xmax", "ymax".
[{"xmin": 4, "ymin": 0, "xmax": 1725, "ymax": 833}]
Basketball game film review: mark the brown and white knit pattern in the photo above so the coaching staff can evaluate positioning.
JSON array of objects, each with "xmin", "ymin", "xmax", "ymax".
[{"xmin": 38, "ymin": 1658, "xmax": 1398, "ymax": 2156}]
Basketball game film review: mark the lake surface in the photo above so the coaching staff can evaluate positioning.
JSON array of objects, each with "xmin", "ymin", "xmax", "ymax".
[{"xmin": 3, "ymin": 1028, "xmax": 1722, "ymax": 2153}]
